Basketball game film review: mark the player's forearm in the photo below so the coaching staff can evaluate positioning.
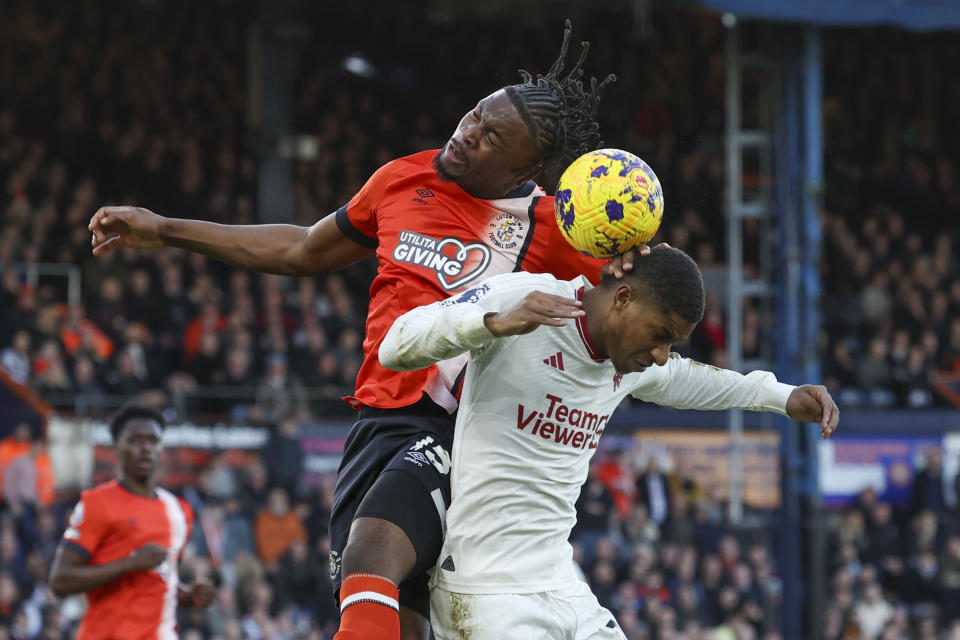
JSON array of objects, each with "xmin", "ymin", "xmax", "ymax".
[
  {"xmin": 380, "ymin": 305, "xmax": 495, "ymax": 371},
  {"xmin": 49, "ymin": 557, "xmax": 137, "ymax": 596},
  {"xmin": 160, "ymin": 218, "xmax": 313, "ymax": 276},
  {"xmin": 635, "ymin": 355, "xmax": 794, "ymax": 414}
]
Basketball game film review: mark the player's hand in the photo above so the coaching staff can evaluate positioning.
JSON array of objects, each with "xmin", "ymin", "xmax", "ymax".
[
  {"xmin": 601, "ymin": 242, "xmax": 671, "ymax": 279},
  {"xmin": 483, "ymin": 291, "xmax": 584, "ymax": 337},
  {"xmin": 126, "ymin": 543, "xmax": 168, "ymax": 571},
  {"xmin": 184, "ymin": 582, "xmax": 215, "ymax": 608},
  {"xmin": 785, "ymin": 385, "xmax": 839, "ymax": 438},
  {"xmin": 88, "ymin": 206, "xmax": 166, "ymax": 256}
]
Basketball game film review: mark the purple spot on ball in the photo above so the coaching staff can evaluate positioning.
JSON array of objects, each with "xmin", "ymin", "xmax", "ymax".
[
  {"xmin": 601, "ymin": 150, "xmax": 644, "ymax": 177},
  {"xmin": 594, "ymin": 230, "xmax": 622, "ymax": 257},
  {"xmin": 590, "ymin": 165, "xmax": 609, "ymax": 178},
  {"xmin": 647, "ymin": 193, "xmax": 657, "ymax": 212},
  {"xmin": 605, "ymin": 200, "xmax": 624, "ymax": 222},
  {"xmin": 556, "ymin": 189, "xmax": 576, "ymax": 231}
]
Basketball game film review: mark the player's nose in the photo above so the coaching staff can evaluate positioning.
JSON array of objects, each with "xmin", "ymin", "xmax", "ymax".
[
  {"xmin": 651, "ymin": 345, "xmax": 671, "ymax": 367},
  {"xmin": 460, "ymin": 121, "xmax": 481, "ymax": 147}
]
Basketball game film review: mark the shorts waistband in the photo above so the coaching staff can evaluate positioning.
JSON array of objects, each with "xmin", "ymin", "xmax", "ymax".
[{"xmin": 358, "ymin": 395, "xmax": 452, "ymax": 420}]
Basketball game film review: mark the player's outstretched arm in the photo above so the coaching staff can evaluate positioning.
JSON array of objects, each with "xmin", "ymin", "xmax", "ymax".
[
  {"xmin": 88, "ymin": 206, "xmax": 374, "ymax": 276},
  {"xmin": 785, "ymin": 384, "xmax": 840, "ymax": 439},
  {"xmin": 380, "ymin": 277, "xmax": 582, "ymax": 371},
  {"xmin": 49, "ymin": 543, "xmax": 167, "ymax": 596},
  {"xmin": 630, "ymin": 355, "xmax": 839, "ymax": 438}
]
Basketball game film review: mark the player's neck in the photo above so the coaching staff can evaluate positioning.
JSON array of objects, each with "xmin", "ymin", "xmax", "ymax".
[
  {"xmin": 580, "ymin": 288, "xmax": 609, "ymax": 358},
  {"xmin": 118, "ymin": 475, "xmax": 157, "ymax": 498}
]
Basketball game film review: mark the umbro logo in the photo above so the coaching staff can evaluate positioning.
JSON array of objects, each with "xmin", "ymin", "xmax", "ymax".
[
  {"xmin": 412, "ymin": 188, "xmax": 436, "ymax": 204},
  {"xmin": 543, "ymin": 352, "xmax": 565, "ymax": 371}
]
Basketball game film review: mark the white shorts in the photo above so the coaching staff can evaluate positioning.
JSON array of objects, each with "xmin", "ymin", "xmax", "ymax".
[{"xmin": 430, "ymin": 581, "xmax": 626, "ymax": 640}]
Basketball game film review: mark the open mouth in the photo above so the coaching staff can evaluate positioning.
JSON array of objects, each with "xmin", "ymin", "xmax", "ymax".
[{"xmin": 445, "ymin": 140, "xmax": 468, "ymax": 165}]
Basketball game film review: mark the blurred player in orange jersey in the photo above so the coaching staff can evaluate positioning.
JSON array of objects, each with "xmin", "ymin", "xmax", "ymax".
[{"xmin": 49, "ymin": 406, "xmax": 214, "ymax": 639}]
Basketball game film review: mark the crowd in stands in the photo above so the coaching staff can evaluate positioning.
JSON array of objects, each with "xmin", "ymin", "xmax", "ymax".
[
  {"xmin": 819, "ymin": 28, "xmax": 960, "ymax": 409},
  {"xmin": 572, "ymin": 446, "xmax": 960, "ymax": 640},
  {"xmin": 9, "ymin": 419, "xmax": 960, "ymax": 639},
  {"xmin": 2, "ymin": 4, "xmax": 956, "ymax": 417},
  {"xmin": 0, "ymin": 415, "xmax": 341, "ymax": 639},
  {"xmin": 0, "ymin": 0, "xmax": 366, "ymax": 421}
]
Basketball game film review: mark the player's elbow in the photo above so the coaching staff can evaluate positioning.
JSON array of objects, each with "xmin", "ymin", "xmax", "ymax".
[
  {"xmin": 49, "ymin": 572, "xmax": 74, "ymax": 597},
  {"xmin": 378, "ymin": 345, "xmax": 406, "ymax": 371},
  {"xmin": 378, "ymin": 332, "xmax": 417, "ymax": 371}
]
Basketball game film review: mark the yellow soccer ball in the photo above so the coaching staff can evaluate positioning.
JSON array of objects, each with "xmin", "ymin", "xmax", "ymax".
[{"xmin": 554, "ymin": 149, "xmax": 664, "ymax": 258}]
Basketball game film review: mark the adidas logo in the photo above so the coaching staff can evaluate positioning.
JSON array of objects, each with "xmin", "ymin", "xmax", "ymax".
[{"xmin": 542, "ymin": 352, "xmax": 565, "ymax": 371}]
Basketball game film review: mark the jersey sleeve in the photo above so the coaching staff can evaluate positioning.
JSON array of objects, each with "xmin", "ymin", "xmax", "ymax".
[
  {"xmin": 524, "ymin": 198, "xmax": 606, "ymax": 284},
  {"xmin": 627, "ymin": 353, "xmax": 795, "ymax": 415},
  {"xmin": 379, "ymin": 272, "xmax": 557, "ymax": 372},
  {"xmin": 61, "ymin": 491, "xmax": 109, "ymax": 561},
  {"xmin": 334, "ymin": 161, "xmax": 399, "ymax": 248}
]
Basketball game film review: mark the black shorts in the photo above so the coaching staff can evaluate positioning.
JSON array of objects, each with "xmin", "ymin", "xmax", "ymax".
[{"xmin": 328, "ymin": 396, "xmax": 454, "ymax": 619}]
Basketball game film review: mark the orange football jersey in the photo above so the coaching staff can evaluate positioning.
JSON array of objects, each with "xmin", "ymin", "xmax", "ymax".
[
  {"xmin": 337, "ymin": 150, "xmax": 605, "ymax": 412},
  {"xmin": 62, "ymin": 480, "xmax": 193, "ymax": 640}
]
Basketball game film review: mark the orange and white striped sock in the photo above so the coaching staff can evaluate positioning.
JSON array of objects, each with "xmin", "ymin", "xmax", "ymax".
[{"xmin": 333, "ymin": 573, "xmax": 400, "ymax": 640}]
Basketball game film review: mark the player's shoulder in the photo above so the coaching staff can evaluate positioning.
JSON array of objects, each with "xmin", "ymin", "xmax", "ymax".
[
  {"xmin": 82, "ymin": 479, "xmax": 122, "ymax": 501},
  {"xmin": 482, "ymin": 271, "xmax": 581, "ymax": 294},
  {"xmin": 76, "ymin": 479, "xmax": 123, "ymax": 516},
  {"xmin": 532, "ymin": 192, "xmax": 555, "ymax": 212},
  {"xmin": 361, "ymin": 150, "xmax": 440, "ymax": 192},
  {"xmin": 155, "ymin": 487, "xmax": 194, "ymax": 518},
  {"xmin": 383, "ymin": 150, "xmax": 439, "ymax": 175}
]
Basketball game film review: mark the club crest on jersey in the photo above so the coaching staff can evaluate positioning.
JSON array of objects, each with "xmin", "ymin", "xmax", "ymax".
[
  {"xmin": 488, "ymin": 213, "xmax": 524, "ymax": 250},
  {"xmin": 394, "ymin": 230, "xmax": 492, "ymax": 291}
]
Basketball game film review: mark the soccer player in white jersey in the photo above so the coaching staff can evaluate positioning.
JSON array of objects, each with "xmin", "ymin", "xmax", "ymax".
[{"xmin": 379, "ymin": 245, "xmax": 839, "ymax": 640}]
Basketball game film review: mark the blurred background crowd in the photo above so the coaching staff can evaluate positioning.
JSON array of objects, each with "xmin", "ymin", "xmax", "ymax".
[
  {"xmin": 1, "ymin": 0, "xmax": 959, "ymax": 638},
  {"xmin": 571, "ymin": 448, "xmax": 960, "ymax": 640},
  {"xmin": 5, "ymin": 423, "xmax": 960, "ymax": 639},
  {"xmin": 2, "ymin": 3, "xmax": 957, "ymax": 421}
]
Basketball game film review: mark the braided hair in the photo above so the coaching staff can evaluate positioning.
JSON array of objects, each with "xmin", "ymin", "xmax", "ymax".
[{"xmin": 504, "ymin": 19, "xmax": 617, "ymax": 193}]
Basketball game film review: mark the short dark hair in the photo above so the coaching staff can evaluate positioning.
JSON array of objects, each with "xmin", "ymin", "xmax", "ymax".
[
  {"xmin": 602, "ymin": 245, "xmax": 705, "ymax": 325},
  {"xmin": 504, "ymin": 19, "xmax": 616, "ymax": 193},
  {"xmin": 109, "ymin": 405, "xmax": 165, "ymax": 443}
]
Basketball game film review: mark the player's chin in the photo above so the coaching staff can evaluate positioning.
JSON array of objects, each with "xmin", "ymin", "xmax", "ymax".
[{"xmin": 435, "ymin": 149, "xmax": 469, "ymax": 179}]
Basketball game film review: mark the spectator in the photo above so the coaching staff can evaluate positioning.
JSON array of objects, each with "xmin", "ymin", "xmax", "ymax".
[
  {"xmin": 911, "ymin": 449, "xmax": 946, "ymax": 517},
  {"xmin": 636, "ymin": 456, "xmax": 673, "ymax": 528},
  {"xmin": 191, "ymin": 499, "xmax": 255, "ymax": 570},
  {"xmin": 261, "ymin": 416, "xmax": 305, "ymax": 500},
  {"xmin": 253, "ymin": 488, "xmax": 307, "ymax": 570},
  {"xmin": 573, "ymin": 461, "xmax": 619, "ymax": 552},
  {"xmin": 273, "ymin": 538, "xmax": 323, "ymax": 615},
  {"xmin": 253, "ymin": 353, "xmax": 308, "ymax": 423},
  {"xmin": 0, "ymin": 330, "xmax": 31, "ymax": 385},
  {"xmin": 940, "ymin": 536, "xmax": 960, "ymax": 624}
]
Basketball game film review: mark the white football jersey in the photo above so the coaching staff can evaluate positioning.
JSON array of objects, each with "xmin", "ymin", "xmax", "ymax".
[{"xmin": 379, "ymin": 272, "xmax": 795, "ymax": 594}]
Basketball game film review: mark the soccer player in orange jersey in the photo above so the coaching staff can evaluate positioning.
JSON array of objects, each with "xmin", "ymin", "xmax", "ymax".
[
  {"xmin": 49, "ymin": 406, "xmax": 214, "ymax": 639},
  {"xmin": 87, "ymin": 21, "xmax": 634, "ymax": 640}
]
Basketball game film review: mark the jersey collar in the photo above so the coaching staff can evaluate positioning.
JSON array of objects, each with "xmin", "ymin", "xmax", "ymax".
[{"xmin": 575, "ymin": 286, "xmax": 608, "ymax": 363}]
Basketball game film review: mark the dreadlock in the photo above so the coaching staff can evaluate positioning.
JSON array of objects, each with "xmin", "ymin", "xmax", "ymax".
[{"xmin": 504, "ymin": 19, "xmax": 617, "ymax": 193}]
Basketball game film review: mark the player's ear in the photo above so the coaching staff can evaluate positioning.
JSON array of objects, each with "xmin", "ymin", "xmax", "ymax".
[
  {"xmin": 515, "ymin": 161, "xmax": 545, "ymax": 185},
  {"xmin": 614, "ymin": 284, "xmax": 635, "ymax": 308}
]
